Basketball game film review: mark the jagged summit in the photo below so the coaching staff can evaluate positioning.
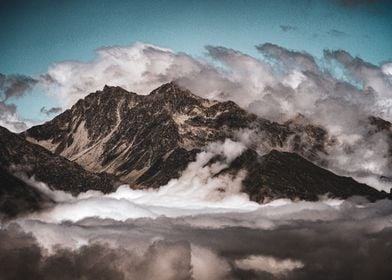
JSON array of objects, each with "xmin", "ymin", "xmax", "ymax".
[{"xmin": 149, "ymin": 81, "xmax": 200, "ymax": 98}]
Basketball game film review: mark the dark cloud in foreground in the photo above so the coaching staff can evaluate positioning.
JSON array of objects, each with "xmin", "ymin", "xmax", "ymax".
[
  {"xmin": 40, "ymin": 106, "xmax": 62, "ymax": 116},
  {"xmin": 280, "ymin": 25, "xmax": 297, "ymax": 32},
  {"xmin": 3, "ymin": 198, "xmax": 392, "ymax": 280},
  {"xmin": 0, "ymin": 225, "xmax": 192, "ymax": 280},
  {"xmin": 327, "ymin": 29, "xmax": 349, "ymax": 38}
]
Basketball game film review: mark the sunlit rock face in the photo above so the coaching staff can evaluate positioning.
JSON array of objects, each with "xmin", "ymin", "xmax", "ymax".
[{"xmin": 19, "ymin": 82, "xmax": 389, "ymax": 202}]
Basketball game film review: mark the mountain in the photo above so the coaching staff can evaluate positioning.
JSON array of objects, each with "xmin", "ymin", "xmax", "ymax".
[
  {"xmin": 24, "ymin": 82, "xmax": 329, "ymax": 187},
  {"xmin": 21, "ymin": 82, "xmax": 389, "ymax": 202},
  {"xmin": 0, "ymin": 126, "xmax": 121, "ymax": 196},
  {"xmin": 0, "ymin": 166, "xmax": 53, "ymax": 219},
  {"xmin": 219, "ymin": 149, "xmax": 387, "ymax": 202}
]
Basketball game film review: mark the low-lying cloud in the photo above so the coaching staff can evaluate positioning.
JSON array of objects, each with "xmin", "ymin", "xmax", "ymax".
[
  {"xmin": 2, "ymin": 142, "xmax": 392, "ymax": 279},
  {"xmin": 1, "ymin": 195, "xmax": 391, "ymax": 279}
]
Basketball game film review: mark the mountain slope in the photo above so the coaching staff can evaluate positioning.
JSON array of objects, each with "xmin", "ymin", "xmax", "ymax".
[
  {"xmin": 219, "ymin": 149, "xmax": 388, "ymax": 202},
  {"xmin": 0, "ymin": 126, "xmax": 121, "ymax": 195},
  {"xmin": 0, "ymin": 166, "xmax": 53, "ymax": 219},
  {"xmin": 24, "ymin": 82, "xmax": 330, "ymax": 189}
]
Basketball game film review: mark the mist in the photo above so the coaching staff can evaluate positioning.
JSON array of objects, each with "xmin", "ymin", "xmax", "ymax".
[{"xmin": 2, "ymin": 139, "xmax": 392, "ymax": 279}]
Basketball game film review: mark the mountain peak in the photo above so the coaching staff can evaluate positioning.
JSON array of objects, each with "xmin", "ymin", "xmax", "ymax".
[
  {"xmin": 100, "ymin": 84, "xmax": 131, "ymax": 95},
  {"xmin": 149, "ymin": 81, "xmax": 203, "ymax": 101}
]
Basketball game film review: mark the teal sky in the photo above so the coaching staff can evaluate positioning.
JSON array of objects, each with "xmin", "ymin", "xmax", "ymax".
[{"xmin": 1, "ymin": 0, "xmax": 392, "ymax": 121}]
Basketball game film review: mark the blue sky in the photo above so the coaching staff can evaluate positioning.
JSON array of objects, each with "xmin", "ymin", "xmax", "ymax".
[{"xmin": 1, "ymin": 0, "xmax": 392, "ymax": 122}]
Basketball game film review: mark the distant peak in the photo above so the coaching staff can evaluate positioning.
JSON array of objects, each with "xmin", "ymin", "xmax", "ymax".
[
  {"xmin": 149, "ymin": 81, "xmax": 203, "ymax": 101},
  {"xmin": 103, "ymin": 84, "xmax": 111, "ymax": 91},
  {"xmin": 150, "ymin": 81, "xmax": 183, "ymax": 94},
  {"xmin": 102, "ymin": 85, "xmax": 129, "ymax": 93}
]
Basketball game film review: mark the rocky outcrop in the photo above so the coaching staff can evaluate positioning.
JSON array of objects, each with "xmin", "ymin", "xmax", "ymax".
[{"xmin": 0, "ymin": 126, "xmax": 121, "ymax": 195}]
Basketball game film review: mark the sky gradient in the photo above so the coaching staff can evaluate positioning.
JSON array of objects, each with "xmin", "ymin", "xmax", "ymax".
[{"xmin": 1, "ymin": 0, "xmax": 392, "ymax": 123}]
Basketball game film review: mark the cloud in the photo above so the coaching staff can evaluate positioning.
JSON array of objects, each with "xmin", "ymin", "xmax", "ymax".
[
  {"xmin": 0, "ymin": 101, "xmax": 29, "ymax": 132},
  {"xmin": 279, "ymin": 25, "xmax": 297, "ymax": 32},
  {"xmin": 234, "ymin": 255, "xmax": 304, "ymax": 275},
  {"xmin": 0, "ymin": 73, "xmax": 37, "ymax": 101},
  {"xmin": 40, "ymin": 42, "xmax": 208, "ymax": 107},
  {"xmin": 40, "ymin": 106, "xmax": 62, "ymax": 116},
  {"xmin": 382, "ymin": 62, "xmax": 392, "ymax": 76},
  {"xmin": 0, "ymin": 73, "xmax": 37, "ymax": 132},
  {"xmin": 327, "ymin": 29, "xmax": 349, "ymax": 37},
  {"xmin": 26, "ymin": 139, "xmax": 257, "ymax": 223},
  {"xmin": 2, "ymin": 195, "xmax": 392, "ymax": 279},
  {"xmin": 0, "ymin": 225, "xmax": 194, "ymax": 280}
]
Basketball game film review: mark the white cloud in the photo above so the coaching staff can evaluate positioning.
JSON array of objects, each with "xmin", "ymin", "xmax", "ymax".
[{"xmin": 234, "ymin": 255, "xmax": 304, "ymax": 275}]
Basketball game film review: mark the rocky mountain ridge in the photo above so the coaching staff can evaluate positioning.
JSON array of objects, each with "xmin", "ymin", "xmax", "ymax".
[
  {"xmin": 17, "ymin": 82, "xmax": 390, "ymax": 202},
  {"xmin": 24, "ymin": 82, "xmax": 330, "ymax": 188}
]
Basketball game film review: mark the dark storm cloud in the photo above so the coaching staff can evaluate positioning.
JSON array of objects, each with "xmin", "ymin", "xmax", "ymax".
[
  {"xmin": 280, "ymin": 25, "xmax": 297, "ymax": 32},
  {"xmin": 0, "ymin": 73, "xmax": 37, "ymax": 101},
  {"xmin": 327, "ymin": 29, "xmax": 349, "ymax": 38},
  {"xmin": 40, "ymin": 106, "xmax": 62, "ymax": 116}
]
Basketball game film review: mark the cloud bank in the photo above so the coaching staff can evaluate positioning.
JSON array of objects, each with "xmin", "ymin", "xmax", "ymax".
[{"xmin": 1, "ymin": 192, "xmax": 392, "ymax": 279}]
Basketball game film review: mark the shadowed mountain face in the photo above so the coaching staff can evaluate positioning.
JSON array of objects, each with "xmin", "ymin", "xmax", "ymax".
[
  {"xmin": 21, "ymin": 82, "xmax": 389, "ymax": 202},
  {"xmin": 0, "ymin": 166, "xmax": 53, "ymax": 219},
  {"xmin": 0, "ymin": 126, "xmax": 121, "ymax": 196},
  {"xmin": 220, "ymin": 149, "xmax": 387, "ymax": 202}
]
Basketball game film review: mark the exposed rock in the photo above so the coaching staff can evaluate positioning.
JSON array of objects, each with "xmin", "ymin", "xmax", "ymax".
[
  {"xmin": 0, "ymin": 126, "xmax": 121, "ymax": 195},
  {"xmin": 24, "ymin": 82, "xmax": 331, "ymax": 189}
]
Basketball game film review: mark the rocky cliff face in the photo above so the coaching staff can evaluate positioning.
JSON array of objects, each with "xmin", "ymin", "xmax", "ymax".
[{"xmin": 24, "ymin": 82, "xmax": 331, "ymax": 189}]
